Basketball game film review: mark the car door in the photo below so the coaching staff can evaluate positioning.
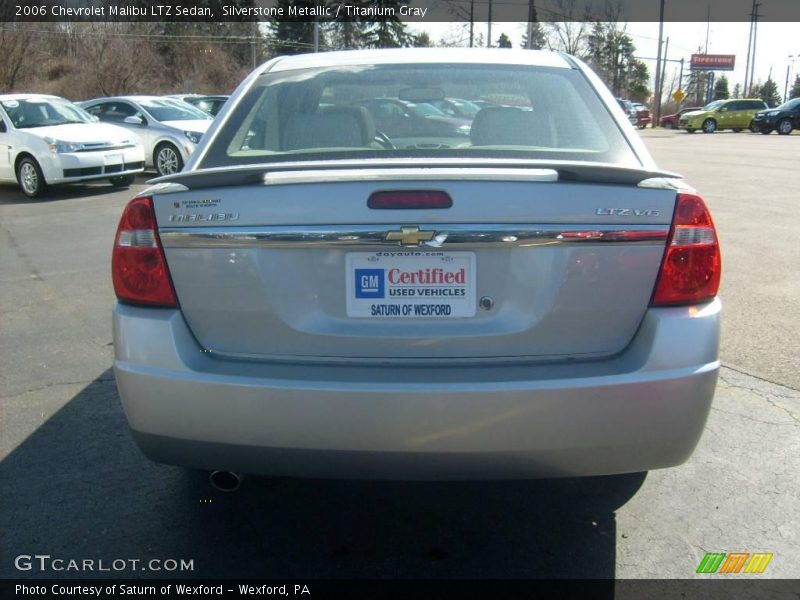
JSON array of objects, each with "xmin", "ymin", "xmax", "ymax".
[{"xmin": 106, "ymin": 101, "xmax": 158, "ymax": 165}]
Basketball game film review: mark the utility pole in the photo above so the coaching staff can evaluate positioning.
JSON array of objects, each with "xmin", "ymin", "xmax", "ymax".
[
  {"xmin": 786, "ymin": 55, "xmax": 799, "ymax": 101},
  {"xmin": 744, "ymin": 0, "xmax": 755, "ymax": 95},
  {"xmin": 659, "ymin": 37, "xmax": 670, "ymax": 111},
  {"xmin": 525, "ymin": 0, "xmax": 537, "ymax": 49},
  {"xmin": 653, "ymin": 0, "xmax": 665, "ymax": 124},
  {"xmin": 487, "ymin": 0, "xmax": 493, "ymax": 48},
  {"xmin": 313, "ymin": 18, "xmax": 319, "ymax": 52},
  {"xmin": 251, "ymin": 20, "xmax": 257, "ymax": 69},
  {"xmin": 678, "ymin": 58, "xmax": 685, "ymax": 105},
  {"xmin": 750, "ymin": 3, "xmax": 761, "ymax": 96},
  {"xmin": 469, "ymin": 0, "xmax": 474, "ymax": 48}
]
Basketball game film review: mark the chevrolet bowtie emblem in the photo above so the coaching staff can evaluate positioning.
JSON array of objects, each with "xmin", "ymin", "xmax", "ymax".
[{"xmin": 385, "ymin": 226, "xmax": 435, "ymax": 246}]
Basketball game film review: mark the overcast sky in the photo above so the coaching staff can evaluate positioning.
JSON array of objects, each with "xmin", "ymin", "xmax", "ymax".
[{"xmin": 409, "ymin": 21, "xmax": 800, "ymax": 98}]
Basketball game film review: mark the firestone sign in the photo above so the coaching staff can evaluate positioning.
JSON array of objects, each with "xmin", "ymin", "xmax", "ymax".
[{"xmin": 690, "ymin": 54, "xmax": 736, "ymax": 71}]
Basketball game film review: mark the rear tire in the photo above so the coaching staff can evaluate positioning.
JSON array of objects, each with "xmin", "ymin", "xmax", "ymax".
[
  {"xmin": 777, "ymin": 118, "xmax": 793, "ymax": 135},
  {"xmin": 749, "ymin": 120, "xmax": 758, "ymax": 133},
  {"xmin": 686, "ymin": 129, "xmax": 695, "ymax": 134},
  {"xmin": 732, "ymin": 128, "xmax": 742, "ymax": 133},
  {"xmin": 760, "ymin": 128, "xmax": 772, "ymax": 135},
  {"xmin": 702, "ymin": 119, "xmax": 717, "ymax": 134},
  {"xmin": 109, "ymin": 174, "xmax": 136, "ymax": 187},
  {"xmin": 663, "ymin": 121, "xmax": 675, "ymax": 129},
  {"xmin": 16, "ymin": 156, "xmax": 48, "ymax": 199}
]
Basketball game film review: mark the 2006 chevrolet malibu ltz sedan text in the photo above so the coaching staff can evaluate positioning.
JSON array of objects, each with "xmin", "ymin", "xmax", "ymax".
[{"xmin": 112, "ymin": 49, "xmax": 722, "ymax": 482}]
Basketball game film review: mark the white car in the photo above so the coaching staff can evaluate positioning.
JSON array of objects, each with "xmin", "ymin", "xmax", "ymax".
[
  {"xmin": 79, "ymin": 96, "xmax": 213, "ymax": 176},
  {"xmin": 0, "ymin": 94, "xmax": 145, "ymax": 198}
]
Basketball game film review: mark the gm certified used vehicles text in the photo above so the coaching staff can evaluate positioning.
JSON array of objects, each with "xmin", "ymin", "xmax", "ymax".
[
  {"xmin": 112, "ymin": 49, "xmax": 722, "ymax": 482},
  {"xmin": 80, "ymin": 96, "xmax": 213, "ymax": 176},
  {"xmin": 0, "ymin": 94, "xmax": 144, "ymax": 198},
  {"xmin": 679, "ymin": 98, "xmax": 767, "ymax": 133},
  {"xmin": 751, "ymin": 97, "xmax": 800, "ymax": 134}
]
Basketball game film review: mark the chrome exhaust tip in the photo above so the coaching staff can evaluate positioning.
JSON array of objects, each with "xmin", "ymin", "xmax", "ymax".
[{"xmin": 209, "ymin": 470, "xmax": 242, "ymax": 492}]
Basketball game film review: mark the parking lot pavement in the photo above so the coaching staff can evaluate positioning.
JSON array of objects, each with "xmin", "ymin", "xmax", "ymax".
[{"xmin": 1, "ymin": 136, "xmax": 798, "ymax": 580}]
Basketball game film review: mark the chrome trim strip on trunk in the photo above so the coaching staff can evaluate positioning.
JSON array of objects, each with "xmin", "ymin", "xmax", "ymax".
[{"xmin": 159, "ymin": 224, "xmax": 669, "ymax": 249}]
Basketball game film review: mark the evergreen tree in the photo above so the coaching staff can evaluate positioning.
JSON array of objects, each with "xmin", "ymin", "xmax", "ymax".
[
  {"xmin": 586, "ymin": 22, "xmax": 648, "ymax": 99},
  {"xmin": 520, "ymin": 1, "xmax": 547, "ymax": 49},
  {"xmin": 713, "ymin": 75, "xmax": 730, "ymax": 100},
  {"xmin": 268, "ymin": 0, "xmax": 324, "ymax": 55},
  {"xmin": 411, "ymin": 31, "xmax": 434, "ymax": 47},
  {"xmin": 790, "ymin": 75, "xmax": 800, "ymax": 99},
  {"xmin": 363, "ymin": 1, "xmax": 411, "ymax": 48},
  {"xmin": 326, "ymin": 1, "xmax": 371, "ymax": 50},
  {"xmin": 755, "ymin": 78, "xmax": 782, "ymax": 107},
  {"xmin": 496, "ymin": 33, "xmax": 512, "ymax": 48}
]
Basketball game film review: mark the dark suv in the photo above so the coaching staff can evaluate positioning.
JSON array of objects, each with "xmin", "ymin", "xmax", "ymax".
[{"xmin": 751, "ymin": 98, "xmax": 800, "ymax": 135}]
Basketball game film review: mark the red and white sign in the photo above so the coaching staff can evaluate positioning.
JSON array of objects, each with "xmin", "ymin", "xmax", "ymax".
[{"xmin": 690, "ymin": 54, "xmax": 736, "ymax": 71}]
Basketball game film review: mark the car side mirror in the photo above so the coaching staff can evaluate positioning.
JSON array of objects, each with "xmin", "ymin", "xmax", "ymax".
[
  {"xmin": 124, "ymin": 115, "xmax": 145, "ymax": 126},
  {"xmin": 0, "ymin": 120, "xmax": 6, "ymax": 133}
]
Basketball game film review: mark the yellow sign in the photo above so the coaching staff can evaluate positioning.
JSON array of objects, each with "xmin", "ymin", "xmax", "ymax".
[{"xmin": 673, "ymin": 89, "xmax": 686, "ymax": 102}]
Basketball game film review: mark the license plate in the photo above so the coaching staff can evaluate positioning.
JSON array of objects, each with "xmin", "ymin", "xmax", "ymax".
[
  {"xmin": 346, "ymin": 251, "xmax": 476, "ymax": 318},
  {"xmin": 104, "ymin": 153, "xmax": 123, "ymax": 165}
]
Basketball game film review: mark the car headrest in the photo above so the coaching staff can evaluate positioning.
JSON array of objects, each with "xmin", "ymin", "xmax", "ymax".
[
  {"xmin": 470, "ymin": 106, "xmax": 546, "ymax": 147},
  {"xmin": 283, "ymin": 106, "xmax": 376, "ymax": 150}
]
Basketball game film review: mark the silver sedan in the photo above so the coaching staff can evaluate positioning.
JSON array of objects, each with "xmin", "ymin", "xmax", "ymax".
[
  {"xmin": 80, "ymin": 96, "xmax": 212, "ymax": 176},
  {"xmin": 111, "ymin": 49, "xmax": 721, "ymax": 485}
]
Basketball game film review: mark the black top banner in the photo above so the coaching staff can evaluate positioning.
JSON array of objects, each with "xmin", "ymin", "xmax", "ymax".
[{"xmin": 4, "ymin": 0, "xmax": 800, "ymax": 23}]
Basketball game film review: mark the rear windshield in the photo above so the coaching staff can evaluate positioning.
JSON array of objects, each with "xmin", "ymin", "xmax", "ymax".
[{"xmin": 199, "ymin": 63, "xmax": 639, "ymax": 168}]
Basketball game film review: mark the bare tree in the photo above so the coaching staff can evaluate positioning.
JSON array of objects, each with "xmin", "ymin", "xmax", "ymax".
[{"xmin": 0, "ymin": 23, "xmax": 35, "ymax": 91}]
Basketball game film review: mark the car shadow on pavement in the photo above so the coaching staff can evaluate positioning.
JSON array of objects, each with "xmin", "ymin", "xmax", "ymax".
[
  {"xmin": 0, "ymin": 175, "xmax": 151, "ymax": 205},
  {"xmin": 0, "ymin": 370, "xmax": 645, "ymax": 582}
]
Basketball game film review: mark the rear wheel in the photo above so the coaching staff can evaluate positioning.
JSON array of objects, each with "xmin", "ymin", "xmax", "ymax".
[
  {"xmin": 686, "ymin": 128, "xmax": 695, "ymax": 134},
  {"xmin": 17, "ymin": 156, "xmax": 47, "ymax": 199},
  {"xmin": 749, "ymin": 120, "xmax": 758, "ymax": 133},
  {"xmin": 760, "ymin": 128, "xmax": 772, "ymax": 135},
  {"xmin": 663, "ymin": 121, "xmax": 675, "ymax": 129},
  {"xmin": 154, "ymin": 143, "xmax": 183, "ymax": 176},
  {"xmin": 702, "ymin": 119, "xmax": 717, "ymax": 134},
  {"xmin": 777, "ymin": 118, "xmax": 794, "ymax": 135},
  {"xmin": 109, "ymin": 174, "xmax": 136, "ymax": 187},
  {"xmin": 732, "ymin": 128, "xmax": 742, "ymax": 133}
]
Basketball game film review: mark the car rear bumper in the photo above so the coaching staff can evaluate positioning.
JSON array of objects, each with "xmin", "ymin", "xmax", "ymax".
[{"xmin": 113, "ymin": 299, "xmax": 721, "ymax": 480}]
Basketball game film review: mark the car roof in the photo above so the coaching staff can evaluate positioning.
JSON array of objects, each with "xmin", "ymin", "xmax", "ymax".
[
  {"xmin": 0, "ymin": 93, "xmax": 62, "ymax": 101},
  {"xmin": 266, "ymin": 48, "xmax": 573, "ymax": 73},
  {"xmin": 82, "ymin": 96, "xmax": 171, "ymax": 104}
]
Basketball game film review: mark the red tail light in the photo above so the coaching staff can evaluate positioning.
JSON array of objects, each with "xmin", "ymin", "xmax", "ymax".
[
  {"xmin": 112, "ymin": 197, "xmax": 178, "ymax": 307},
  {"xmin": 368, "ymin": 190, "xmax": 452, "ymax": 209},
  {"xmin": 651, "ymin": 193, "xmax": 721, "ymax": 306}
]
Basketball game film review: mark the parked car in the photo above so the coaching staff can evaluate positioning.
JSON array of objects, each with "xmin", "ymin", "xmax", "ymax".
[
  {"xmin": 751, "ymin": 97, "xmax": 800, "ymax": 135},
  {"xmin": 660, "ymin": 106, "xmax": 702, "ymax": 129},
  {"xmin": 359, "ymin": 97, "xmax": 472, "ymax": 139},
  {"xmin": 616, "ymin": 98, "xmax": 638, "ymax": 125},
  {"xmin": 0, "ymin": 94, "xmax": 144, "ymax": 198},
  {"xmin": 79, "ymin": 96, "xmax": 213, "ymax": 175},
  {"xmin": 112, "ymin": 49, "xmax": 721, "ymax": 484},
  {"xmin": 429, "ymin": 97, "xmax": 482, "ymax": 120},
  {"xmin": 631, "ymin": 103, "xmax": 652, "ymax": 129},
  {"xmin": 168, "ymin": 94, "xmax": 229, "ymax": 118},
  {"xmin": 679, "ymin": 98, "xmax": 767, "ymax": 133}
]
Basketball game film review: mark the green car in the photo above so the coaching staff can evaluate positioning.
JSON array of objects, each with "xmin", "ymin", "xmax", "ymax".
[{"xmin": 679, "ymin": 98, "xmax": 768, "ymax": 133}]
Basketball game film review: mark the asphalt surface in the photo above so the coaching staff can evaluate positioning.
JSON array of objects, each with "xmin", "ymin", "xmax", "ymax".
[{"xmin": 1, "ymin": 130, "xmax": 798, "ymax": 582}]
